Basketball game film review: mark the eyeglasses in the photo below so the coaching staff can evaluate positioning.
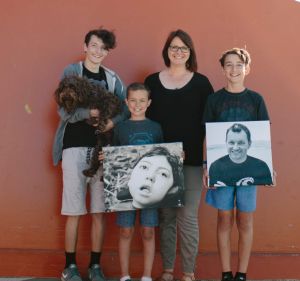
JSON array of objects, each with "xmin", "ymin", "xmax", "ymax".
[{"xmin": 169, "ymin": 45, "xmax": 190, "ymax": 53}]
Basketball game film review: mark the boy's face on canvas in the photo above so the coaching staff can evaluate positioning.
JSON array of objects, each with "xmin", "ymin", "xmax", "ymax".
[{"xmin": 128, "ymin": 155, "xmax": 174, "ymax": 208}]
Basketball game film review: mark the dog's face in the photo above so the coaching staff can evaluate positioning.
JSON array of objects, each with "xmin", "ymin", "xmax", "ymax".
[
  {"xmin": 57, "ymin": 88, "xmax": 81, "ymax": 113},
  {"xmin": 54, "ymin": 76, "xmax": 92, "ymax": 113}
]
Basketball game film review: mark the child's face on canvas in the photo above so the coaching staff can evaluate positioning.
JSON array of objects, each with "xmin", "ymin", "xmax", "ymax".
[{"xmin": 128, "ymin": 155, "xmax": 174, "ymax": 208}]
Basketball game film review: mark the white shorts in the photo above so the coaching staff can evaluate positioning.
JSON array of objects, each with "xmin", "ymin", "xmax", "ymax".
[{"xmin": 61, "ymin": 147, "xmax": 105, "ymax": 215}]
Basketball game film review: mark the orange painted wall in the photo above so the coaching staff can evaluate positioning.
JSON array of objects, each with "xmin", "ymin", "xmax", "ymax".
[{"xmin": 0, "ymin": 0, "xmax": 299, "ymax": 279}]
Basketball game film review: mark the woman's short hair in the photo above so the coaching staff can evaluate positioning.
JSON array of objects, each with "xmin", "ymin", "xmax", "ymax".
[{"xmin": 162, "ymin": 29, "xmax": 198, "ymax": 72}]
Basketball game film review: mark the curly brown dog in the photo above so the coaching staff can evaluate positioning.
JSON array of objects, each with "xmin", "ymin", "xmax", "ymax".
[{"xmin": 54, "ymin": 75, "xmax": 122, "ymax": 177}]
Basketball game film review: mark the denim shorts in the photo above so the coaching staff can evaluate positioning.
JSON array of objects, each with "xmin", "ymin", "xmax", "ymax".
[
  {"xmin": 116, "ymin": 208, "xmax": 158, "ymax": 227},
  {"xmin": 205, "ymin": 185, "xmax": 257, "ymax": 212}
]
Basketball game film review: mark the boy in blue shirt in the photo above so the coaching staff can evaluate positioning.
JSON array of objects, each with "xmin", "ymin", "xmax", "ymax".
[
  {"xmin": 113, "ymin": 83, "xmax": 163, "ymax": 281},
  {"xmin": 202, "ymin": 48, "xmax": 270, "ymax": 281}
]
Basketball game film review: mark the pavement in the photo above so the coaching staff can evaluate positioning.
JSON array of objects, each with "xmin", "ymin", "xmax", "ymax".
[{"xmin": 0, "ymin": 279, "xmax": 300, "ymax": 281}]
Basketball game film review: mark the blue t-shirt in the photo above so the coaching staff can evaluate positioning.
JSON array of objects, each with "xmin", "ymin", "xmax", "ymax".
[{"xmin": 113, "ymin": 118, "xmax": 163, "ymax": 146}]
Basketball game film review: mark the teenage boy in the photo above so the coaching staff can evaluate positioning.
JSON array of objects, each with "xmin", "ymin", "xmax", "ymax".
[
  {"xmin": 113, "ymin": 83, "xmax": 163, "ymax": 281},
  {"xmin": 53, "ymin": 28, "xmax": 127, "ymax": 281},
  {"xmin": 202, "ymin": 48, "xmax": 270, "ymax": 281}
]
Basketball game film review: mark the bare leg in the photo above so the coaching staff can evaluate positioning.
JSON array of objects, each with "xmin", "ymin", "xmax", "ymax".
[
  {"xmin": 236, "ymin": 211, "xmax": 253, "ymax": 273},
  {"xmin": 141, "ymin": 226, "xmax": 155, "ymax": 277},
  {"xmin": 119, "ymin": 227, "xmax": 134, "ymax": 277},
  {"xmin": 91, "ymin": 213, "xmax": 105, "ymax": 252},
  {"xmin": 217, "ymin": 210, "xmax": 234, "ymax": 272},
  {"xmin": 65, "ymin": 215, "xmax": 81, "ymax": 252}
]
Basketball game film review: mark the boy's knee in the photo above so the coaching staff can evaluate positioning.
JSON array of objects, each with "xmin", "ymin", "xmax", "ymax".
[
  {"xmin": 92, "ymin": 212, "xmax": 104, "ymax": 223},
  {"xmin": 141, "ymin": 227, "xmax": 155, "ymax": 241},
  {"xmin": 236, "ymin": 212, "xmax": 253, "ymax": 231},
  {"xmin": 120, "ymin": 227, "xmax": 134, "ymax": 240},
  {"xmin": 66, "ymin": 215, "xmax": 81, "ymax": 225},
  {"xmin": 217, "ymin": 210, "xmax": 234, "ymax": 230}
]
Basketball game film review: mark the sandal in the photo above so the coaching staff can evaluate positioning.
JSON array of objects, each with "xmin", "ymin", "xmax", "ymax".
[
  {"xmin": 156, "ymin": 271, "xmax": 174, "ymax": 281},
  {"xmin": 181, "ymin": 274, "xmax": 195, "ymax": 281}
]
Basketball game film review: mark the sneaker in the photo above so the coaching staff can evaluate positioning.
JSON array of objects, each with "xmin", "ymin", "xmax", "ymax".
[
  {"xmin": 234, "ymin": 272, "xmax": 246, "ymax": 281},
  {"xmin": 61, "ymin": 264, "xmax": 82, "ymax": 281},
  {"xmin": 222, "ymin": 271, "xmax": 233, "ymax": 281},
  {"xmin": 88, "ymin": 264, "xmax": 106, "ymax": 281}
]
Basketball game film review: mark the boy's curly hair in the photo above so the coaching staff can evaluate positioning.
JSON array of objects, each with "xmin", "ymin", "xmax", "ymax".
[{"xmin": 219, "ymin": 47, "xmax": 251, "ymax": 67}]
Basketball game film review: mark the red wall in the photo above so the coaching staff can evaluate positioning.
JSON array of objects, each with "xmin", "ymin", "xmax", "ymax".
[{"xmin": 1, "ymin": 0, "xmax": 300, "ymax": 279}]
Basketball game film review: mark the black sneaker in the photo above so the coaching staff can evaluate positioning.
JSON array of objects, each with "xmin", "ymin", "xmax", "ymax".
[
  {"xmin": 88, "ymin": 264, "xmax": 106, "ymax": 281},
  {"xmin": 61, "ymin": 264, "xmax": 82, "ymax": 281},
  {"xmin": 222, "ymin": 271, "xmax": 233, "ymax": 281},
  {"xmin": 234, "ymin": 272, "xmax": 246, "ymax": 281}
]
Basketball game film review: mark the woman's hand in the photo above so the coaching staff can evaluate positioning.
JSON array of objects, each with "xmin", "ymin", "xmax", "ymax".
[{"xmin": 202, "ymin": 168, "xmax": 209, "ymax": 189}]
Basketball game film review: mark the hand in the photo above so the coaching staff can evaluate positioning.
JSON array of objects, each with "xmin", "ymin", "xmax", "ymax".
[
  {"xmin": 89, "ymin": 109, "xmax": 100, "ymax": 127},
  {"xmin": 272, "ymin": 170, "xmax": 277, "ymax": 186},
  {"xmin": 98, "ymin": 151, "xmax": 104, "ymax": 161},
  {"xmin": 90, "ymin": 108, "xmax": 100, "ymax": 118},
  {"xmin": 214, "ymin": 181, "xmax": 226, "ymax": 187},
  {"xmin": 181, "ymin": 150, "xmax": 185, "ymax": 160},
  {"xmin": 202, "ymin": 168, "xmax": 209, "ymax": 189},
  {"xmin": 266, "ymin": 170, "xmax": 277, "ymax": 186},
  {"xmin": 236, "ymin": 177, "xmax": 254, "ymax": 186},
  {"xmin": 103, "ymin": 119, "xmax": 114, "ymax": 132}
]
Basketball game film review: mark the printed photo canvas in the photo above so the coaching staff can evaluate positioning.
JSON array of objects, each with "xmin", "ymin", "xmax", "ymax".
[
  {"xmin": 206, "ymin": 121, "xmax": 274, "ymax": 187},
  {"xmin": 103, "ymin": 142, "xmax": 184, "ymax": 212}
]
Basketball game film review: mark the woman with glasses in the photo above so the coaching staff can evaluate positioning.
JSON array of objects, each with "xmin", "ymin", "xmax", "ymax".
[{"xmin": 144, "ymin": 29, "xmax": 214, "ymax": 281}]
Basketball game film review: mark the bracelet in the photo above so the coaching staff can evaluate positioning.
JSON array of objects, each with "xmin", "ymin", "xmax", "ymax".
[{"xmin": 202, "ymin": 160, "xmax": 207, "ymax": 168}]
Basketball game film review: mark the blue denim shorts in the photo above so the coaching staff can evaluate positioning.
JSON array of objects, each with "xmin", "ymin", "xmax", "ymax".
[
  {"xmin": 205, "ymin": 185, "xmax": 257, "ymax": 212},
  {"xmin": 116, "ymin": 208, "xmax": 158, "ymax": 227}
]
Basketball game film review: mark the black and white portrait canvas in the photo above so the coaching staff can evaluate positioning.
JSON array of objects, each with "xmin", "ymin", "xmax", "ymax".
[
  {"xmin": 103, "ymin": 142, "xmax": 184, "ymax": 212},
  {"xmin": 206, "ymin": 121, "xmax": 274, "ymax": 187}
]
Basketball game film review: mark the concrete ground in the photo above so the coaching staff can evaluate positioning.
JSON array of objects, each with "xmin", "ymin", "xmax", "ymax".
[{"xmin": 0, "ymin": 279, "xmax": 299, "ymax": 281}]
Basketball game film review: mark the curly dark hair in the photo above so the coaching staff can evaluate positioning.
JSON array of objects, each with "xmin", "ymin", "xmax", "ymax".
[
  {"xmin": 219, "ymin": 47, "xmax": 251, "ymax": 67},
  {"xmin": 84, "ymin": 28, "xmax": 116, "ymax": 50},
  {"xmin": 54, "ymin": 76, "xmax": 93, "ymax": 113}
]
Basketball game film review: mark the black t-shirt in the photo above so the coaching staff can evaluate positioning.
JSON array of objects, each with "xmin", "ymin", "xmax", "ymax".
[
  {"xmin": 145, "ymin": 72, "xmax": 214, "ymax": 166},
  {"xmin": 63, "ymin": 65, "xmax": 107, "ymax": 149},
  {"xmin": 209, "ymin": 155, "xmax": 273, "ymax": 186},
  {"xmin": 203, "ymin": 88, "xmax": 269, "ymax": 122}
]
